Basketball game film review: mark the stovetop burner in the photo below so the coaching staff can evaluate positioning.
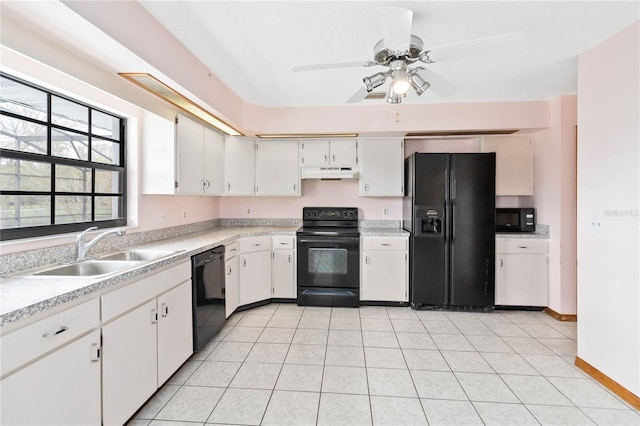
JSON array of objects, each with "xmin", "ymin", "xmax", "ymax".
[{"xmin": 297, "ymin": 207, "xmax": 359, "ymax": 237}]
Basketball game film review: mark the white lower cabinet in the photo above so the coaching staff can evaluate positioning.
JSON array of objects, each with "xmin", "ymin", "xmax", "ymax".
[
  {"xmin": 495, "ymin": 239, "xmax": 549, "ymax": 306},
  {"xmin": 360, "ymin": 236, "xmax": 409, "ymax": 302},
  {"xmin": 225, "ymin": 242, "xmax": 240, "ymax": 318},
  {"xmin": 271, "ymin": 236, "xmax": 296, "ymax": 298},
  {"xmin": 239, "ymin": 236, "xmax": 272, "ymax": 305}
]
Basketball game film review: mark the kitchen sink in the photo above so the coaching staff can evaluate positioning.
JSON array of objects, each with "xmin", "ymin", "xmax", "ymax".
[
  {"xmin": 97, "ymin": 249, "xmax": 179, "ymax": 262},
  {"xmin": 34, "ymin": 260, "xmax": 141, "ymax": 277}
]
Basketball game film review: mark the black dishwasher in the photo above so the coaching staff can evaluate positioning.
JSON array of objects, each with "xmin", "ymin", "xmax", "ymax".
[{"xmin": 191, "ymin": 246, "xmax": 225, "ymax": 351}]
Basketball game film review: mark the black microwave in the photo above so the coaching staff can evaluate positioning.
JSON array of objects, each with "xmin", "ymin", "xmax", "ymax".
[{"xmin": 496, "ymin": 208, "xmax": 536, "ymax": 233}]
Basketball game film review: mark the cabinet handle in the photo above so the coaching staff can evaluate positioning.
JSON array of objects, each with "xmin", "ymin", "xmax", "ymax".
[
  {"xmin": 206, "ymin": 180, "xmax": 211, "ymax": 188},
  {"xmin": 161, "ymin": 302, "xmax": 169, "ymax": 318},
  {"xmin": 293, "ymin": 184, "xmax": 297, "ymax": 192},
  {"xmin": 332, "ymin": 154, "xmax": 336, "ymax": 162},
  {"xmin": 201, "ymin": 179, "xmax": 206, "ymax": 188},
  {"xmin": 365, "ymin": 256, "xmax": 370, "ymax": 265},
  {"xmin": 517, "ymin": 246, "xmax": 529, "ymax": 249},
  {"xmin": 324, "ymin": 154, "xmax": 328, "ymax": 162},
  {"xmin": 42, "ymin": 326, "xmax": 68, "ymax": 338},
  {"xmin": 381, "ymin": 243, "xmax": 391, "ymax": 246},
  {"xmin": 499, "ymin": 258, "xmax": 504, "ymax": 267},
  {"xmin": 242, "ymin": 258, "xmax": 247, "ymax": 267},
  {"xmin": 91, "ymin": 343, "xmax": 101, "ymax": 362},
  {"xmin": 364, "ymin": 184, "xmax": 369, "ymax": 191},
  {"xmin": 151, "ymin": 309, "xmax": 158, "ymax": 324},
  {"xmin": 227, "ymin": 265, "xmax": 232, "ymax": 275},
  {"xmin": 227, "ymin": 183, "xmax": 231, "ymax": 191},
  {"xmin": 252, "ymin": 243, "xmax": 261, "ymax": 247},
  {"xmin": 288, "ymin": 254, "xmax": 292, "ymax": 263}
]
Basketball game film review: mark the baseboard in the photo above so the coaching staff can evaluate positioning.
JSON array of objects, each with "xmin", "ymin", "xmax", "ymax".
[
  {"xmin": 574, "ymin": 356, "xmax": 640, "ymax": 410},
  {"xmin": 544, "ymin": 307, "xmax": 577, "ymax": 322}
]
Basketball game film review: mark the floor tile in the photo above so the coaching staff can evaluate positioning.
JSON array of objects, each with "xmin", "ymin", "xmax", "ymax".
[
  {"xmin": 441, "ymin": 351, "xmax": 494, "ymax": 373},
  {"xmin": 518, "ymin": 323, "xmax": 566, "ymax": 338},
  {"xmin": 257, "ymin": 327, "xmax": 295, "ymax": 344},
  {"xmin": 185, "ymin": 361, "xmax": 241, "ymax": 387},
  {"xmin": 361, "ymin": 317, "xmax": 394, "ymax": 331},
  {"xmin": 501, "ymin": 312, "xmax": 545, "ymax": 325},
  {"xmin": 414, "ymin": 310, "xmax": 449, "ymax": 320},
  {"xmin": 297, "ymin": 315, "xmax": 330, "ymax": 329},
  {"xmin": 370, "ymin": 396, "xmax": 428, "ymax": 425},
  {"xmin": 521, "ymin": 354, "xmax": 585, "ymax": 378},
  {"xmin": 317, "ymin": 393, "xmax": 371, "ymax": 426},
  {"xmin": 292, "ymin": 328, "xmax": 328, "ymax": 345},
  {"xmin": 150, "ymin": 419, "xmax": 203, "ymax": 426},
  {"xmin": 325, "ymin": 344, "xmax": 365, "ymax": 367},
  {"xmin": 581, "ymin": 407, "xmax": 640, "ymax": 426},
  {"xmin": 473, "ymin": 401, "xmax": 539, "ymax": 425},
  {"xmin": 207, "ymin": 388, "xmax": 271, "ymax": 425},
  {"xmin": 396, "ymin": 332, "xmax": 437, "ymax": 350},
  {"xmin": 359, "ymin": 305, "xmax": 390, "ymax": 319},
  {"xmin": 410, "ymin": 370, "xmax": 468, "ymax": 400},
  {"xmin": 486, "ymin": 323, "xmax": 530, "ymax": 337},
  {"xmin": 454, "ymin": 321, "xmax": 494, "ymax": 336},
  {"xmin": 237, "ymin": 314, "xmax": 272, "ymax": 327},
  {"xmin": 391, "ymin": 319, "xmax": 426, "ymax": 332},
  {"xmin": 302, "ymin": 306, "xmax": 332, "ymax": 317},
  {"xmin": 475, "ymin": 312, "xmax": 512, "ymax": 324},
  {"xmin": 362, "ymin": 330, "xmax": 399, "ymax": 348},
  {"xmin": 329, "ymin": 317, "xmax": 361, "ymax": 330},
  {"xmin": 328, "ymin": 329, "xmax": 363, "ymax": 346},
  {"xmin": 502, "ymin": 336, "xmax": 554, "ymax": 355},
  {"xmin": 481, "ymin": 352, "xmax": 540, "ymax": 375},
  {"xmin": 166, "ymin": 360, "xmax": 202, "ymax": 385},
  {"xmin": 526, "ymin": 404, "xmax": 596, "ymax": 425},
  {"xmin": 420, "ymin": 399, "xmax": 483, "ymax": 425},
  {"xmin": 274, "ymin": 303, "xmax": 305, "ymax": 316},
  {"xmin": 248, "ymin": 304, "xmax": 279, "ymax": 315},
  {"xmin": 500, "ymin": 374, "xmax": 572, "ymax": 406},
  {"xmin": 267, "ymin": 315, "xmax": 300, "ymax": 328},
  {"xmin": 365, "ymin": 347, "xmax": 407, "ymax": 369},
  {"xmin": 546, "ymin": 377, "xmax": 630, "ymax": 409},
  {"xmin": 538, "ymin": 338, "xmax": 577, "ymax": 356},
  {"xmin": 206, "ymin": 341, "xmax": 253, "ymax": 362},
  {"xmin": 322, "ymin": 365, "xmax": 368, "ymax": 394},
  {"xmin": 387, "ymin": 306, "xmax": 418, "ymax": 319},
  {"xmin": 156, "ymin": 386, "xmax": 224, "ymax": 423},
  {"xmin": 550, "ymin": 323, "xmax": 578, "ymax": 339},
  {"xmin": 465, "ymin": 335, "xmax": 515, "ymax": 353},
  {"xmin": 422, "ymin": 320, "xmax": 461, "ymax": 334},
  {"xmin": 403, "ymin": 349, "xmax": 450, "ymax": 371},
  {"xmin": 446, "ymin": 311, "xmax": 483, "ymax": 323},
  {"xmin": 134, "ymin": 384, "xmax": 180, "ymax": 419},
  {"xmin": 431, "ymin": 333, "xmax": 476, "ymax": 351},
  {"xmin": 276, "ymin": 364, "xmax": 324, "ymax": 392},
  {"xmin": 261, "ymin": 390, "xmax": 319, "ymax": 426},
  {"xmin": 127, "ymin": 420, "xmax": 151, "ymax": 426},
  {"xmin": 367, "ymin": 367, "xmax": 417, "ymax": 397},
  {"xmin": 285, "ymin": 344, "xmax": 326, "ymax": 365},
  {"xmin": 331, "ymin": 307, "xmax": 360, "ymax": 318},
  {"xmin": 455, "ymin": 372, "xmax": 519, "ymax": 403},
  {"xmin": 230, "ymin": 362, "xmax": 282, "ymax": 389},
  {"xmin": 245, "ymin": 342, "xmax": 289, "ymax": 364},
  {"xmin": 222, "ymin": 326, "xmax": 263, "ymax": 343}
]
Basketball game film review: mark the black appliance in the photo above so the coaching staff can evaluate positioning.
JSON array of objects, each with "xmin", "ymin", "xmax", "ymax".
[
  {"xmin": 191, "ymin": 246, "xmax": 225, "ymax": 351},
  {"xmin": 403, "ymin": 153, "xmax": 496, "ymax": 310},
  {"xmin": 496, "ymin": 208, "xmax": 536, "ymax": 233},
  {"xmin": 297, "ymin": 207, "xmax": 360, "ymax": 307}
]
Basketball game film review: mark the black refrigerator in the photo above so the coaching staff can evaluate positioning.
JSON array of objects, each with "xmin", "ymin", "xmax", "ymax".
[{"xmin": 403, "ymin": 153, "xmax": 496, "ymax": 310}]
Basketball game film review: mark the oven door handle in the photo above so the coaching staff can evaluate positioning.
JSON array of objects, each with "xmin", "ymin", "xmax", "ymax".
[{"xmin": 297, "ymin": 238, "xmax": 359, "ymax": 244}]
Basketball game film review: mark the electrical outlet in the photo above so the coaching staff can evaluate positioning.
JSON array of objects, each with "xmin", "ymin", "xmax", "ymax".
[
  {"xmin": 247, "ymin": 208, "xmax": 251, "ymax": 215},
  {"xmin": 591, "ymin": 219, "xmax": 603, "ymax": 233},
  {"xmin": 182, "ymin": 210, "xmax": 187, "ymax": 220},
  {"xmin": 160, "ymin": 211, "xmax": 166, "ymax": 222},
  {"xmin": 383, "ymin": 208, "xmax": 389, "ymax": 216}
]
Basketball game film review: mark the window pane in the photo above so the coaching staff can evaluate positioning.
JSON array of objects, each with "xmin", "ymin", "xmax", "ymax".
[
  {"xmin": 0, "ymin": 195, "xmax": 51, "ymax": 228},
  {"xmin": 55, "ymin": 195, "xmax": 91, "ymax": 224},
  {"xmin": 95, "ymin": 196, "xmax": 122, "ymax": 221},
  {"xmin": 0, "ymin": 76, "xmax": 48, "ymax": 121},
  {"xmin": 51, "ymin": 96, "xmax": 88, "ymax": 132},
  {"xmin": 95, "ymin": 169, "xmax": 121, "ymax": 194},
  {"xmin": 55, "ymin": 165, "xmax": 92, "ymax": 193},
  {"xmin": 1, "ymin": 158, "xmax": 51, "ymax": 191},
  {"xmin": 0, "ymin": 115, "xmax": 48, "ymax": 154},
  {"xmin": 92, "ymin": 110, "xmax": 120, "ymax": 140},
  {"xmin": 51, "ymin": 128, "xmax": 89, "ymax": 160},
  {"xmin": 92, "ymin": 137, "xmax": 120, "ymax": 165}
]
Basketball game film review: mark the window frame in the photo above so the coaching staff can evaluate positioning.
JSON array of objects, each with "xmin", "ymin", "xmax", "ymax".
[{"xmin": 0, "ymin": 72, "xmax": 127, "ymax": 241}]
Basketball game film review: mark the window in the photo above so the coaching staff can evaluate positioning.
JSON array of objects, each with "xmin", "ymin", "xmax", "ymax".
[{"xmin": 0, "ymin": 73, "xmax": 126, "ymax": 240}]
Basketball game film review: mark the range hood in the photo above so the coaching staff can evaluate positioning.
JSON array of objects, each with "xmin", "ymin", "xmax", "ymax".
[{"xmin": 301, "ymin": 167, "xmax": 359, "ymax": 180}]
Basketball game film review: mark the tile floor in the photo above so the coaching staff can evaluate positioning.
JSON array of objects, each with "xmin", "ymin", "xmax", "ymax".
[{"xmin": 128, "ymin": 304, "xmax": 639, "ymax": 426}]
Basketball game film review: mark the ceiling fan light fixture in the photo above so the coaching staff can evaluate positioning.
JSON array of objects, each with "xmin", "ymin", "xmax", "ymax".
[
  {"xmin": 409, "ymin": 71, "xmax": 431, "ymax": 96},
  {"xmin": 363, "ymin": 72, "xmax": 387, "ymax": 92},
  {"xmin": 391, "ymin": 70, "xmax": 410, "ymax": 94}
]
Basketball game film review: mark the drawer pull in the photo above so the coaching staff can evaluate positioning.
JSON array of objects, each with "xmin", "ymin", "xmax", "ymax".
[
  {"xmin": 499, "ymin": 258, "xmax": 504, "ymax": 267},
  {"xmin": 161, "ymin": 303, "xmax": 169, "ymax": 318},
  {"xmin": 280, "ymin": 242, "xmax": 288, "ymax": 245},
  {"xmin": 91, "ymin": 343, "xmax": 101, "ymax": 362},
  {"xmin": 365, "ymin": 256, "xmax": 371, "ymax": 265},
  {"xmin": 42, "ymin": 326, "xmax": 68, "ymax": 338},
  {"xmin": 381, "ymin": 243, "xmax": 391, "ymax": 246},
  {"xmin": 517, "ymin": 246, "xmax": 529, "ymax": 249},
  {"xmin": 252, "ymin": 243, "xmax": 261, "ymax": 247}
]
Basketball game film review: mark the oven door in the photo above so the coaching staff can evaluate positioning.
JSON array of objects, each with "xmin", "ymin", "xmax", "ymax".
[{"xmin": 297, "ymin": 235, "xmax": 360, "ymax": 289}]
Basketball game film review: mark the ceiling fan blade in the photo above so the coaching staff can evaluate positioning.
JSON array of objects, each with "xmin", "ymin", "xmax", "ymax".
[
  {"xmin": 292, "ymin": 61, "xmax": 375, "ymax": 72},
  {"xmin": 426, "ymin": 32, "xmax": 526, "ymax": 63},
  {"xmin": 418, "ymin": 68, "xmax": 459, "ymax": 97},
  {"xmin": 346, "ymin": 84, "xmax": 369, "ymax": 104},
  {"xmin": 376, "ymin": 7, "xmax": 413, "ymax": 53}
]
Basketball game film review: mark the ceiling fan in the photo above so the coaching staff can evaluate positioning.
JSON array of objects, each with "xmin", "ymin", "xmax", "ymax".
[{"xmin": 293, "ymin": 7, "xmax": 525, "ymax": 104}]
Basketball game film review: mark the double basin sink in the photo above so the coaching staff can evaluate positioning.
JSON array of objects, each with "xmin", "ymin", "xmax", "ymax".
[{"xmin": 31, "ymin": 249, "xmax": 181, "ymax": 277}]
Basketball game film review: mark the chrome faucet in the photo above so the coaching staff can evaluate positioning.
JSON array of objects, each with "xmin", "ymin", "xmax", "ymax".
[{"xmin": 76, "ymin": 226, "xmax": 126, "ymax": 260}]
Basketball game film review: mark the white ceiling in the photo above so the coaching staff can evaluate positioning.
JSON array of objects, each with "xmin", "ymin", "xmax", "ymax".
[{"xmin": 137, "ymin": 1, "xmax": 639, "ymax": 107}]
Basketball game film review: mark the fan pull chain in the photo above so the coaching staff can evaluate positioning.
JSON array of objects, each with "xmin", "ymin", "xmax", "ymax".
[{"xmin": 396, "ymin": 105, "xmax": 400, "ymax": 122}]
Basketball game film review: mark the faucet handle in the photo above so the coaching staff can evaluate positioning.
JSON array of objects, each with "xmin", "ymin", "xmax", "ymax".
[{"xmin": 77, "ymin": 226, "xmax": 98, "ymax": 240}]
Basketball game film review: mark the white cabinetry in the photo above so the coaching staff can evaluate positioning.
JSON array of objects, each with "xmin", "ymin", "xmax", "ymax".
[
  {"xmin": 495, "ymin": 239, "xmax": 549, "ymax": 306},
  {"xmin": 224, "ymin": 136, "xmax": 255, "ymax": 195},
  {"xmin": 225, "ymin": 242, "xmax": 240, "ymax": 318},
  {"xmin": 361, "ymin": 236, "xmax": 409, "ymax": 302},
  {"xmin": 255, "ymin": 139, "xmax": 300, "ymax": 196},
  {"xmin": 101, "ymin": 262, "xmax": 192, "ymax": 426},
  {"xmin": 359, "ymin": 138, "xmax": 404, "ymax": 196},
  {"xmin": 299, "ymin": 138, "xmax": 358, "ymax": 167},
  {"xmin": 271, "ymin": 235, "xmax": 296, "ymax": 299},
  {"xmin": 0, "ymin": 299, "xmax": 101, "ymax": 425},
  {"xmin": 481, "ymin": 136, "xmax": 533, "ymax": 195},
  {"xmin": 239, "ymin": 236, "xmax": 272, "ymax": 305}
]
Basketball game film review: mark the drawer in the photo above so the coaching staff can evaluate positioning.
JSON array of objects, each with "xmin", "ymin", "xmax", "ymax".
[
  {"xmin": 362, "ymin": 236, "xmax": 407, "ymax": 251},
  {"xmin": 225, "ymin": 241, "xmax": 239, "ymax": 260},
  {"xmin": 272, "ymin": 235, "xmax": 295, "ymax": 250},
  {"xmin": 496, "ymin": 239, "xmax": 548, "ymax": 254},
  {"xmin": 240, "ymin": 236, "xmax": 272, "ymax": 254},
  {"xmin": 1, "ymin": 298, "xmax": 100, "ymax": 377}
]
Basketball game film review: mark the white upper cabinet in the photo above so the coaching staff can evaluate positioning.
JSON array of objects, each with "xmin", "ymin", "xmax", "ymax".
[
  {"xmin": 224, "ymin": 136, "xmax": 255, "ymax": 196},
  {"xmin": 203, "ymin": 127, "xmax": 225, "ymax": 195},
  {"xmin": 481, "ymin": 135, "xmax": 533, "ymax": 196},
  {"xmin": 299, "ymin": 138, "xmax": 358, "ymax": 167},
  {"xmin": 175, "ymin": 114, "xmax": 205, "ymax": 195},
  {"xmin": 359, "ymin": 138, "xmax": 404, "ymax": 196},
  {"xmin": 255, "ymin": 139, "xmax": 300, "ymax": 196},
  {"xmin": 141, "ymin": 111, "xmax": 177, "ymax": 195}
]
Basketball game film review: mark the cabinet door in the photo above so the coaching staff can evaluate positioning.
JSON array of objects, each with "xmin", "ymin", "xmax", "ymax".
[
  {"xmin": 329, "ymin": 139, "xmax": 358, "ymax": 166},
  {"xmin": 157, "ymin": 281, "xmax": 193, "ymax": 385},
  {"xmin": 224, "ymin": 136, "xmax": 255, "ymax": 195},
  {"xmin": 495, "ymin": 254, "xmax": 549, "ymax": 306},
  {"xmin": 239, "ymin": 251, "xmax": 272, "ymax": 305},
  {"xmin": 359, "ymin": 138, "xmax": 403, "ymax": 196},
  {"xmin": 482, "ymin": 136, "xmax": 532, "ymax": 196},
  {"xmin": 0, "ymin": 331, "xmax": 101, "ymax": 426},
  {"xmin": 272, "ymin": 249, "xmax": 295, "ymax": 298},
  {"xmin": 203, "ymin": 127, "xmax": 225, "ymax": 195},
  {"xmin": 299, "ymin": 139, "xmax": 330, "ymax": 166},
  {"xmin": 102, "ymin": 299, "xmax": 158, "ymax": 426},
  {"xmin": 361, "ymin": 251, "xmax": 408, "ymax": 302},
  {"xmin": 255, "ymin": 139, "xmax": 300, "ymax": 196},
  {"xmin": 225, "ymin": 255, "xmax": 240, "ymax": 318},
  {"xmin": 176, "ymin": 114, "xmax": 205, "ymax": 195},
  {"xmin": 141, "ymin": 111, "xmax": 177, "ymax": 194}
]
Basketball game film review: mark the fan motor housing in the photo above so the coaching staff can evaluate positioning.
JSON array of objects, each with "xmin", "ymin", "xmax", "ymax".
[{"xmin": 374, "ymin": 35, "xmax": 424, "ymax": 64}]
